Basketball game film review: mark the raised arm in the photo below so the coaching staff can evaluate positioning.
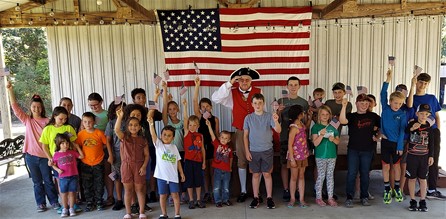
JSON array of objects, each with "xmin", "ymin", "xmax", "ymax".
[
  {"xmin": 154, "ymin": 86, "xmax": 161, "ymax": 104},
  {"xmin": 339, "ymin": 98, "xmax": 349, "ymax": 125},
  {"xmin": 206, "ymin": 119, "xmax": 216, "ymax": 142},
  {"xmin": 193, "ymin": 77, "xmax": 202, "ymax": 117},
  {"xmin": 211, "ymin": 76, "xmax": 240, "ymax": 109},
  {"xmin": 407, "ymin": 74, "xmax": 417, "ymax": 108},
  {"xmin": 272, "ymin": 113, "xmax": 281, "ymax": 133},
  {"xmin": 114, "ymin": 108, "xmax": 125, "ymax": 140},
  {"xmin": 6, "ymin": 81, "xmax": 17, "ymax": 104},
  {"xmin": 182, "ymin": 99, "xmax": 189, "ymax": 135},
  {"xmin": 162, "ymin": 81, "xmax": 169, "ymax": 126},
  {"xmin": 147, "ymin": 110, "xmax": 158, "ymax": 145}
]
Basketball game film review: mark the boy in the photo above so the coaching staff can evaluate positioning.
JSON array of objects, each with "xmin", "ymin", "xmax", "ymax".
[
  {"xmin": 148, "ymin": 112, "xmax": 185, "ymax": 219},
  {"xmin": 410, "ymin": 73, "xmax": 444, "ymax": 200},
  {"xmin": 76, "ymin": 112, "xmax": 107, "ymax": 211},
  {"xmin": 205, "ymin": 120, "xmax": 233, "ymax": 207},
  {"xmin": 182, "ymin": 99, "xmax": 206, "ymax": 209},
  {"xmin": 244, "ymin": 93, "xmax": 281, "ymax": 209},
  {"xmin": 380, "ymin": 69, "xmax": 407, "ymax": 204},
  {"xmin": 277, "ymin": 76, "xmax": 308, "ymax": 202},
  {"xmin": 310, "ymin": 88, "xmax": 326, "ymax": 123},
  {"xmin": 406, "ymin": 104, "xmax": 435, "ymax": 212},
  {"xmin": 325, "ymin": 82, "xmax": 352, "ymax": 118}
]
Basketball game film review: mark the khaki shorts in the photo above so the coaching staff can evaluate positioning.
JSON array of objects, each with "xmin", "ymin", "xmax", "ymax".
[{"xmin": 235, "ymin": 129, "xmax": 248, "ymax": 169}]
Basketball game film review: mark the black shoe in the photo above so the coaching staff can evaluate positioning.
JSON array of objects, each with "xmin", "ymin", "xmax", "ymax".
[
  {"xmin": 223, "ymin": 200, "xmax": 232, "ymax": 206},
  {"xmin": 85, "ymin": 202, "xmax": 94, "ymax": 212},
  {"xmin": 145, "ymin": 204, "xmax": 153, "ymax": 212},
  {"xmin": 283, "ymin": 189, "xmax": 291, "ymax": 202},
  {"xmin": 408, "ymin": 199, "xmax": 417, "ymax": 211},
  {"xmin": 188, "ymin": 201, "xmax": 195, "ymax": 209},
  {"xmin": 215, "ymin": 202, "xmax": 222, "ymax": 208},
  {"xmin": 149, "ymin": 191, "xmax": 158, "ymax": 203},
  {"xmin": 131, "ymin": 203, "xmax": 139, "ymax": 214},
  {"xmin": 203, "ymin": 193, "xmax": 211, "ymax": 203},
  {"xmin": 112, "ymin": 200, "xmax": 124, "ymax": 211},
  {"xmin": 418, "ymin": 200, "xmax": 428, "ymax": 212},
  {"xmin": 237, "ymin": 193, "xmax": 247, "ymax": 203},
  {"xmin": 159, "ymin": 215, "xmax": 168, "ymax": 219},
  {"xmin": 266, "ymin": 197, "xmax": 275, "ymax": 209},
  {"xmin": 196, "ymin": 200, "xmax": 206, "ymax": 208},
  {"xmin": 249, "ymin": 197, "xmax": 260, "ymax": 209},
  {"xmin": 258, "ymin": 194, "xmax": 263, "ymax": 204},
  {"xmin": 96, "ymin": 201, "xmax": 104, "ymax": 211},
  {"xmin": 426, "ymin": 190, "xmax": 446, "ymax": 200}
]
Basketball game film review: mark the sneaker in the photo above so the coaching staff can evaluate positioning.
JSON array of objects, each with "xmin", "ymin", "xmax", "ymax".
[
  {"xmin": 249, "ymin": 197, "xmax": 260, "ymax": 209},
  {"xmin": 131, "ymin": 203, "xmax": 139, "ymax": 214},
  {"xmin": 174, "ymin": 215, "xmax": 182, "ymax": 219},
  {"xmin": 37, "ymin": 204, "xmax": 47, "ymax": 212},
  {"xmin": 196, "ymin": 200, "xmax": 206, "ymax": 208},
  {"xmin": 112, "ymin": 200, "xmax": 124, "ymax": 211},
  {"xmin": 394, "ymin": 188, "xmax": 404, "ymax": 202},
  {"xmin": 361, "ymin": 198, "xmax": 371, "ymax": 206},
  {"xmin": 73, "ymin": 204, "xmax": 82, "ymax": 213},
  {"xmin": 69, "ymin": 208, "xmax": 76, "ymax": 217},
  {"xmin": 52, "ymin": 203, "xmax": 62, "ymax": 210},
  {"xmin": 216, "ymin": 202, "xmax": 222, "ymax": 208},
  {"xmin": 426, "ymin": 190, "xmax": 446, "ymax": 200},
  {"xmin": 237, "ymin": 193, "xmax": 247, "ymax": 203},
  {"xmin": 283, "ymin": 189, "xmax": 291, "ymax": 202},
  {"xmin": 316, "ymin": 198, "xmax": 326, "ymax": 207},
  {"xmin": 203, "ymin": 193, "xmax": 211, "ymax": 203},
  {"xmin": 368, "ymin": 191, "xmax": 375, "ymax": 200},
  {"xmin": 353, "ymin": 193, "xmax": 360, "ymax": 200},
  {"xmin": 383, "ymin": 190, "xmax": 392, "ymax": 204},
  {"xmin": 159, "ymin": 215, "xmax": 168, "ymax": 219},
  {"xmin": 85, "ymin": 202, "xmax": 94, "ymax": 212},
  {"xmin": 96, "ymin": 201, "xmax": 104, "ymax": 211},
  {"xmin": 149, "ymin": 191, "xmax": 157, "ymax": 203},
  {"xmin": 418, "ymin": 199, "xmax": 428, "ymax": 212},
  {"xmin": 60, "ymin": 208, "xmax": 69, "ymax": 218},
  {"xmin": 345, "ymin": 199, "xmax": 353, "ymax": 208},
  {"xmin": 188, "ymin": 201, "xmax": 195, "ymax": 209},
  {"xmin": 408, "ymin": 199, "xmax": 417, "ymax": 211},
  {"xmin": 223, "ymin": 200, "xmax": 232, "ymax": 206},
  {"xmin": 266, "ymin": 197, "xmax": 275, "ymax": 209}
]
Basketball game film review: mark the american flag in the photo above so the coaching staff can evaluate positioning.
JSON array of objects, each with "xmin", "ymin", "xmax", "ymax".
[
  {"xmin": 148, "ymin": 100, "xmax": 159, "ymax": 110},
  {"xmin": 357, "ymin": 86, "xmax": 368, "ymax": 95},
  {"xmin": 346, "ymin": 85, "xmax": 353, "ymax": 96},
  {"xmin": 427, "ymin": 116, "xmax": 436, "ymax": 127},
  {"xmin": 307, "ymin": 95, "xmax": 312, "ymax": 106},
  {"xmin": 157, "ymin": 7, "xmax": 312, "ymax": 86},
  {"xmin": 314, "ymin": 99, "xmax": 323, "ymax": 108},
  {"xmin": 281, "ymin": 89, "xmax": 289, "ymax": 98},
  {"xmin": 271, "ymin": 98, "xmax": 279, "ymax": 112},
  {"xmin": 328, "ymin": 117, "xmax": 340, "ymax": 129},
  {"xmin": 202, "ymin": 111, "xmax": 211, "ymax": 119},
  {"xmin": 388, "ymin": 56, "xmax": 395, "ymax": 66},
  {"xmin": 414, "ymin": 65, "xmax": 423, "ymax": 75},
  {"xmin": 193, "ymin": 62, "xmax": 200, "ymax": 74},
  {"xmin": 164, "ymin": 69, "xmax": 170, "ymax": 80},
  {"xmin": 114, "ymin": 94, "xmax": 125, "ymax": 105},
  {"xmin": 154, "ymin": 73, "xmax": 163, "ymax": 85},
  {"xmin": 179, "ymin": 82, "xmax": 188, "ymax": 95}
]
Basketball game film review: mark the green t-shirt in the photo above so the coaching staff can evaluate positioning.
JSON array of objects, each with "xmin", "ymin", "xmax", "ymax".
[
  {"xmin": 278, "ymin": 96, "xmax": 309, "ymax": 142},
  {"xmin": 39, "ymin": 124, "xmax": 77, "ymax": 156},
  {"xmin": 93, "ymin": 110, "xmax": 108, "ymax": 131},
  {"xmin": 311, "ymin": 123, "xmax": 339, "ymax": 158}
]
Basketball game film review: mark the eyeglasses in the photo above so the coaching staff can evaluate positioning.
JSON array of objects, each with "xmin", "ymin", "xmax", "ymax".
[{"xmin": 89, "ymin": 102, "xmax": 101, "ymax": 108}]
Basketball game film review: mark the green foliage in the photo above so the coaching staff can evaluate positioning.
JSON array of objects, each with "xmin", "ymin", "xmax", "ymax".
[{"xmin": 1, "ymin": 28, "xmax": 52, "ymax": 116}]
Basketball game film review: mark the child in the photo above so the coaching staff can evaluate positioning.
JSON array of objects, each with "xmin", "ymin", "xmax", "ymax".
[
  {"xmin": 148, "ymin": 111, "xmax": 185, "ymax": 219},
  {"xmin": 311, "ymin": 105, "xmax": 340, "ymax": 207},
  {"xmin": 194, "ymin": 77, "xmax": 220, "ymax": 203},
  {"xmin": 277, "ymin": 76, "xmax": 308, "ymax": 202},
  {"xmin": 115, "ymin": 108, "xmax": 150, "ymax": 219},
  {"xmin": 105, "ymin": 101, "xmax": 127, "ymax": 211},
  {"xmin": 59, "ymin": 97, "xmax": 82, "ymax": 133},
  {"xmin": 310, "ymin": 88, "xmax": 326, "ymax": 123},
  {"xmin": 51, "ymin": 133, "xmax": 84, "ymax": 217},
  {"xmin": 205, "ymin": 120, "xmax": 233, "ymax": 207},
  {"xmin": 340, "ymin": 95, "xmax": 380, "ymax": 208},
  {"xmin": 286, "ymin": 105, "xmax": 309, "ymax": 208},
  {"xmin": 380, "ymin": 69, "xmax": 407, "ymax": 204},
  {"xmin": 182, "ymin": 99, "xmax": 206, "ymax": 209},
  {"xmin": 325, "ymin": 82, "xmax": 352, "ymax": 118},
  {"xmin": 76, "ymin": 112, "xmax": 108, "ymax": 211},
  {"xmin": 244, "ymin": 93, "xmax": 281, "ymax": 209},
  {"xmin": 406, "ymin": 104, "xmax": 435, "ymax": 212}
]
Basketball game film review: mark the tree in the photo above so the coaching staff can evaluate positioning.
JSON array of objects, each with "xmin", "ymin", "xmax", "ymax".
[{"xmin": 1, "ymin": 28, "xmax": 52, "ymax": 116}]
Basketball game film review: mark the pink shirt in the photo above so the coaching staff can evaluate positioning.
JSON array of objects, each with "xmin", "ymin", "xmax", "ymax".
[
  {"xmin": 53, "ymin": 150, "xmax": 80, "ymax": 178},
  {"xmin": 11, "ymin": 103, "xmax": 49, "ymax": 158}
]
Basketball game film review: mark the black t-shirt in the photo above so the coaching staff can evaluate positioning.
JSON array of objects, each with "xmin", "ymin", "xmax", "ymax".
[
  {"xmin": 346, "ymin": 111, "xmax": 381, "ymax": 151},
  {"xmin": 406, "ymin": 121, "xmax": 434, "ymax": 157}
]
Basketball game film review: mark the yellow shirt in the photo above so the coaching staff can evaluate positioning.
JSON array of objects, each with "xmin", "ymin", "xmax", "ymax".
[{"xmin": 39, "ymin": 125, "xmax": 77, "ymax": 156}]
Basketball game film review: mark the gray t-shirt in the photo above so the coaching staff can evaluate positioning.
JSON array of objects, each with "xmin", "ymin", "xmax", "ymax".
[
  {"xmin": 324, "ymin": 99, "xmax": 352, "ymax": 117},
  {"xmin": 277, "ymin": 96, "xmax": 309, "ymax": 142},
  {"xmin": 68, "ymin": 114, "xmax": 82, "ymax": 133},
  {"xmin": 243, "ymin": 112, "xmax": 276, "ymax": 152},
  {"xmin": 105, "ymin": 119, "xmax": 124, "ymax": 154}
]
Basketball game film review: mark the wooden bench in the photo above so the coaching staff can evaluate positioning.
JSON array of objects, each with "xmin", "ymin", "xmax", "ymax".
[{"xmin": 0, "ymin": 135, "xmax": 27, "ymax": 181}]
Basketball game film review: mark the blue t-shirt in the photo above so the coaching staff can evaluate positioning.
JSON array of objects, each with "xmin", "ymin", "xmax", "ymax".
[
  {"xmin": 243, "ymin": 112, "xmax": 276, "ymax": 152},
  {"xmin": 380, "ymin": 82, "xmax": 407, "ymax": 151},
  {"xmin": 412, "ymin": 94, "xmax": 441, "ymax": 129}
]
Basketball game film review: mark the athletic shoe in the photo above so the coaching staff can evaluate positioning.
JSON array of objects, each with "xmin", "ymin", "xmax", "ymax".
[
  {"xmin": 85, "ymin": 202, "xmax": 94, "ymax": 212},
  {"xmin": 60, "ymin": 208, "xmax": 69, "ymax": 218},
  {"xmin": 383, "ymin": 190, "xmax": 392, "ymax": 204},
  {"xmin": 196, "ymin": 200, "xmax": 206, "ymax": 208},
  {"xmin": 215, "ymin": 202, "xmax": 222, "ymax": 208},
  {"xmin": 69, "ymin": 208, "xmax": 76, "ymax": 217},
  {"xmin": 203, "ymin": 193, "xmax": 211, "ymax": 203},
  {"xmin": 368, "ymin": 191, "xmax": 375, "ymax": 200},
  {"xmin": 345, "ymin": 199, "xmax": 353, "ymax": 208},
  {"xmin": 266, "ymin": 197, "xmax": 275, "ymax": 209},
  {"xmin": 394, "ymin": 188, "xmax": 404, "ymax": 202},
  {"xmin": 145, "ymin": 204, "xmax": 153, "ymax": 212},
  {"xmin": 223, "ymin": 200, "xmax": 232, "ymax": 206},
  {"xmin": 96, "ymin": 201, "xmax": 104, "ymax": 211},
  {"xmin": 426, "ymin": 190, "xmax": 446, "ymax": 200},
  {"xmin": 52, "ymin": 203, "xmax": 62, "ymax": 210},
  {"xmin": 131, "ymin": 203, "xmax": 139, "ymax": 214},
  {"xmin": 418, "ymin": 199, "xmax": 428, "ymax": 212},
  {"xmin": 237, "ymin": 193, "xmax": 247, "ymax": 203},
  {"xmin": 188, "ymin": 201, "xmax": 195, "ymax": 209},
  {"xmin": 37, "ymin": 204, "xmax": 47, "ymax": 212},
  {"xmin": 73, "ymin": 204, "xmax": 82, "ymax": 213},
  {"xmin": 361, "ymin": 198, "xmax": 371, "ymax": 206},
  {"xmin": 408, "ymin": 199, "xmax": 417, "ymax": 211},
  {"xmin": 112, "ymin": 200, "xmax": 124, "ymax": 211},
  {"xmin": 249, "ymin": 197, "xmax": 260, "ymax": 209},
  {"xmin": 159, "ymin": 215, "xmax": 168, "ymax": 219},
  {"xmin": 283, "ymin": 189, "xmax": 291, "ymax": 202},
  {"xmin": 174, "ymin": 215, "xmax": 182, "ymax": 219}
]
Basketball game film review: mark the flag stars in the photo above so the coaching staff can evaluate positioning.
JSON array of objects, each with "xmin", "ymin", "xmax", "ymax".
[
  {"xmin": 177, "ymin": 16, "xmax": 181, "ymax": 20},
  {"xmin": 167, "ymin": 16, "xmax": 171, "ymax": 20},
  {"xmin": 195, "ymin": 45, "xmax": 199, "ymax": 49},
  {"xmin": 199, "ymin": 41, "xmax": 203, "ymax": 45},
  {"xmin": 175, "ymin": 38, "xmax": 179, "ymax": 41},
  {"xmin": 201, "ymin": 11, "xmax": 205, "ymax": 15},
  {"xmin": 170, "ymin": 12, "xmax": 175, "ymax": 16},
  {"xmin": 181, "ymin": 11, "xmax": 185, "ymax": 15},
  {"xmin": 161, "ymin": 12, "xmax": 165, "ymax": 16},
  {"xmin": 190, "ymin": 40, "xmax": 194, "ymax": 45},
  {"xmin": 191, "ymin": 10, "xmax": 195, "ymax": 14},
  {"xmin": 192, "ymin": 19, "xmax": 196, "ymax": 23},
  {"xmin": 187, "ymin": 14, "xmax": 191, "ymax": 18},
  {"xmin": 204, "ymin": 45, "xmax": 208, "ymax": 49},
  {"xmin": 210, "ymin": 11, "xmax": 215, "ymax": 15},
  {"xmin": 165, "ymin": 38, "xmax": 170, "ymax": 41},
  {"xmin": 211, "ymin": 19, "xmax": 216, "ymax": 23},
  {"xmin": 186, "ymin": 45, "xmax": 190, "ymax": 49},
  {"xmin": 206, "ymin": 15, "xmax": 210, "ymax": 19},
  {"xmin": 167, "ymin": 46, "xmax": 171, "ymax": 50},
  {"xmin": 214, "ymin": 45, "xmax": 218, "ymax": 49},
  {"xmin": 198, "ymin": 32, "xmax": 203, "ymax": 36}
]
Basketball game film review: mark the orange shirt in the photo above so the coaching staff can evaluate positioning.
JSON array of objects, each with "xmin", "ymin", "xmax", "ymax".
[{"xmin": 76, "ymin": 129, "xmax": 107, "ymax": 166}]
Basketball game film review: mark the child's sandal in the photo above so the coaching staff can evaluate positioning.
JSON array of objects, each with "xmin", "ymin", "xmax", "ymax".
[
  {"xmin": 327, "ymin": 198, "xmax": 338, "ymax": 207},
  {"xmin": 139, "ymin": 213, "xmax": 147, "ymax": 219},
  {"xmin": 287, "ymin": 202, "xmax": 295, "ymax": 208},
  {"xmin": 316, "ymin": 198, "xmax": 327, "ymax": 207},
  {"xmin": 298, "ymin": 201, "xmax": 308, "ymax": 208},
  {"xmin": 123, "ymin": 214, "xmax": 132, "ymax": 219}
]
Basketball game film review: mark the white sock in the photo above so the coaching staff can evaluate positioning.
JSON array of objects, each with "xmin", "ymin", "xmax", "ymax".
[{"xmin": 239, "ymin": 168, "xmax": 247, "ymax": 193}]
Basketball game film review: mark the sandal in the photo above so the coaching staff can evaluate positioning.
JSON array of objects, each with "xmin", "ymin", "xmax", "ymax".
[
  {"xmin": 298, "ymin": 201, "xmax": 308, "ymax": 208},
  {"xmin": 316, "ymin": 198, "xmax": 327, "ymax": 207},
  {"xmin": 123, "ymin": 214, "xmax": 132, "ymax": 219},
  {"xmin": 139, "ymin": 213, "xmax": 147, "ymax": 219},
  {"xmin": 287, "ymin": 202, "xmax": 295, "ymax": 208},
  {"xmin": 327, "ymin": 198, "xmax": 338, "ymax": 207}
]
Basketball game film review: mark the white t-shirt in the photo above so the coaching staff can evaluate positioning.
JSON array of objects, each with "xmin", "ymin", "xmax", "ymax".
[{"xmin": 153, "ymin": 138, "xmax": 181, "ymax": 183}]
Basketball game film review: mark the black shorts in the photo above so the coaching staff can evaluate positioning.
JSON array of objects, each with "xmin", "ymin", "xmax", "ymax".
[
  {"xmin": 183, "ymin": 160, "xmax": 203, "ymax": 188},
  {"xmin": 204, "ymin": 143, "xmax": 214, "ymax": 160},
  {"xmin": 280, "ymin": 142, "xmax": 288, "ymax": 165},
  {"xmin": 405, "ymin": 154, "xmax": 429, "ymax": 179},
  {"xmin": 381, "ymin": 139, "xmax": 401, "ymax": 164}
]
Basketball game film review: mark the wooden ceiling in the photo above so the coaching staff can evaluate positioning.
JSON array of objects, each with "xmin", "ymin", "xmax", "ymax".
[{"xmin": 1, "ymin": 0, "xmax": 446, "ymax": 28}]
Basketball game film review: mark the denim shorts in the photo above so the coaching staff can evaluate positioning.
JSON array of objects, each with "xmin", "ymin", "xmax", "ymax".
[
  {"xmin": 59, "ymin": 176, "xmax": 78, "ymax": 193},
  {"xmin": 157, "ymin": 179, "xmax": 180, "ymax": 195}
]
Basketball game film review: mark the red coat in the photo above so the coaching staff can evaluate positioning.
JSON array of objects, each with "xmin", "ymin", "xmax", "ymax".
[{"xmin": 230, "ymin": 87, "xmax": 261, "ymax": 130}]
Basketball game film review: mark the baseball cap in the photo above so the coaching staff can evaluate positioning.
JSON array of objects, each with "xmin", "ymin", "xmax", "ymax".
[{"xmin": 416, "ymin": 104, "xmax": 431, "ymax": 114}]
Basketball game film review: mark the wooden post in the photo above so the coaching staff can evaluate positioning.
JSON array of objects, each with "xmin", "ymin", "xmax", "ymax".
[{"xmin": 0, "ymin": 32, "xmax": 13, "ymax": 140}]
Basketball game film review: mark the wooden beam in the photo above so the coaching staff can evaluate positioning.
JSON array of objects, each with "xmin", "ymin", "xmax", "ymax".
[
  {"xmin": 118, "ymin": 0, "xmax": 155, "ymax": 20},
  {"xmin": 216, "ymin": 0, "xmax": 260, "ymax": 8},
  {"xmin": 112, "ymin": 0, "xmax": 123, "ymax": 8},
  {"xmin": 3, "ymin": 0, "xmax": 58, "ymax": 13},
  {"xmin": 73, "ymin": 0, "xmax": 80, "ymax": 17},
  {"xmin": 321, "ymin": 0, "xmax": 354, "ymax": 18}
]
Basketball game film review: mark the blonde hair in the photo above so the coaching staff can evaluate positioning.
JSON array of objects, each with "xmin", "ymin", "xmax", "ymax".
[
  {"xmin": 317, "ymin": 105, "xmax": 332, "ymax": 124},
  {"xmin": 389, "ymin": 91, "xmax": 405, "ymax": 102}
]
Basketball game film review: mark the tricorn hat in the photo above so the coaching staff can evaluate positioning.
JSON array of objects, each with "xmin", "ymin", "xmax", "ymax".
[{"xmin": 229, "ymin": 67, "xmax": 260, "ymax": 80}]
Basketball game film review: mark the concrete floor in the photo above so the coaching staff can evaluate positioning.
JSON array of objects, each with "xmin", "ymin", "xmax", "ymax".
[{"xmin": 0, "ymin": 168, "xmax": 445, "ymax": 219}]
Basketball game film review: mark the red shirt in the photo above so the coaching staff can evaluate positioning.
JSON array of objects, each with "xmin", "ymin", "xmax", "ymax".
[
  {"xmin": 211, "ymin": 139, "xmax": 233, "ymax": 172},
  {"xmin": 184, "ymin": 131, "xmax": 204, "ymax": 162}
]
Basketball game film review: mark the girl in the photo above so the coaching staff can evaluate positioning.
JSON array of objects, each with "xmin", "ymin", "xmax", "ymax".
[
  {"xmin": 287, "ymin": 105, "xmax": 309, "ymax": 208},
  {"xmin": 51, "ymin": 133, "xmax": 84, "ymax": 217},
  {"xmin": 105, "ymin": 101, "xmax": 127, "ymax": 211},
  {"xmin": 193, "ymin": 77, "xmax": 220, "ymax": 203},
  {"xmin": 311, "ymin": 106, "xmax": 340, "ymax": 207},
  {"xmin": 6, "ymin": 81, "xmax": 60, "ymax": 212},
  {"xmin": 115, "ymin": 108, "xmax": 149, "ymax": 219}
]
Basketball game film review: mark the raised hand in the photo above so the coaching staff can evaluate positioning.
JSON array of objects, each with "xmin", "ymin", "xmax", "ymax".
[
  {"xmin": 194, "ymin": 76, "xmax": 200, "ymax": 87},
  {"xmin": 116, "ymin": 108, "xmax": 124, "ymax": 118},
  {"xmin": 341, "ymin": 98, "xmax": 348, "ymax": 107},
  {"xmin": 230, "ymin": 75, "xmax": 241, "ymax": 85}
]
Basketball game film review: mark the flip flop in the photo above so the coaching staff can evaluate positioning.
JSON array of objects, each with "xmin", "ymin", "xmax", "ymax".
[{"xmin": 123, "ymin": 214, "xmax": 132, "ymax": 219}]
